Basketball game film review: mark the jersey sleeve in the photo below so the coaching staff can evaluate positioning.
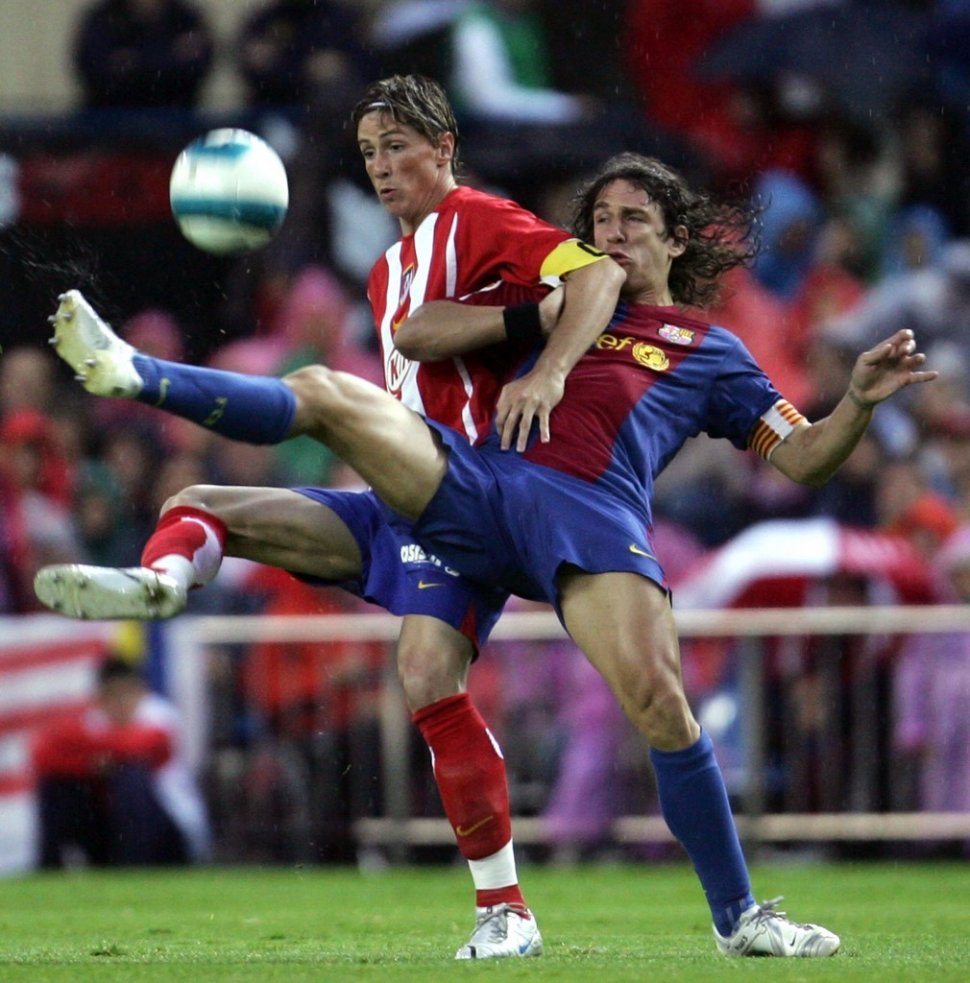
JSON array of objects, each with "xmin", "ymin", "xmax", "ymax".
[
  {"xmin": 457, "ymin": 193, "xmax": 607, "ymax": 288},
  {"xmin": 102, "ymin": 723, "xmax": 174, "ymax": 769},
  {"xmin": 31, "ymin": 715, "xmax": 101, "ymax": 779},
  {"xmin": 458, "ymin": 280, "xmax": 544, "ymax": 307},
  {"xmin": 706, "ymin": 337, "xmax": 807, "ymax": 456}
]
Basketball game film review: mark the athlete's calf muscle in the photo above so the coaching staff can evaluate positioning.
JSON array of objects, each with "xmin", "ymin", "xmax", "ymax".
[{"xmin": 166, "ymin": 485, "xmax": 363, "ymax": 580}]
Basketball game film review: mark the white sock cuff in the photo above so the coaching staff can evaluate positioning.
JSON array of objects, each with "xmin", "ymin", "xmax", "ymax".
[
  {"xmin": 150, "ymin": 516, "xmax": 223, "ymax": 589},
  {"xmin": 467, "ymin": 839, "xmax": 517, "ymax": 892}
]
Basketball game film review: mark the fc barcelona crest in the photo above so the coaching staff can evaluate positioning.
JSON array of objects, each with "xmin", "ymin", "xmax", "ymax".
[{"xmin": 659, "ymin": 324, "xmax": 694, "ymax": 345}]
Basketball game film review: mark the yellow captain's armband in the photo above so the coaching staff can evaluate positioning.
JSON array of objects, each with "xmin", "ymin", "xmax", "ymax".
[{"xmin": 539, "ymin": 238, "xmax": 609, "ymax": 285}]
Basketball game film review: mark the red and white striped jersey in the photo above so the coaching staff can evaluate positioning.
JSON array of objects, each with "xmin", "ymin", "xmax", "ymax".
[{"xmin": 367, "ymin": 184, "xmax": 603, "ymax": 442}]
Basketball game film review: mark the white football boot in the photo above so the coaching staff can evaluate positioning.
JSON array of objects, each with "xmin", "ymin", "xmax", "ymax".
[
  {"xmin": 455, "ymin": 904, "xmax": 543, "ymax": 960},
  {"xmin": 48, "ymin": 289, "xmax": 143, "ymax": 397},
  {"xmin": 714, "ymin": 898, "xmax": 841, "ymax": 957},
  {"xmin": 34, "ymin": 565, "xmax": 186, "ymax": 621}
]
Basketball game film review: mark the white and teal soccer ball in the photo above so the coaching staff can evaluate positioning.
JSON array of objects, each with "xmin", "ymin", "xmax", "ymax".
[{"xmin": 169, "ymin": 128, "xmax": 288, "ymax": 255}]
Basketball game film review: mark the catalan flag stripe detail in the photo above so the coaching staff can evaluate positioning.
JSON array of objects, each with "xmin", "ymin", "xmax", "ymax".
[{"xmin": 750, "ymin": 399, "xmax": 807, "ymax": 460}]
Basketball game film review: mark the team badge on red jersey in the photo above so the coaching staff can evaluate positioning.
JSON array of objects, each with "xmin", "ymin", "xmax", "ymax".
[
  {"xmin": 391, "ymin": 265, "xmax": 416, "ymax": 335},
  {"xmin": 659, "ymin": 324, "xmax": 694, "ymax": 345}
]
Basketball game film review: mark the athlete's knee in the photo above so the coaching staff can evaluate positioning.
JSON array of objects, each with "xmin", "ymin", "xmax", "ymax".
[
  {"xmin": 160, "ymin": 484, "xmax": 219, "ymax": 518},
  {"xmin": 397, "ymin": 640, "xmax": 470, "ymax": 712},
  {"xmin": 284, "ymin": 364, "xmax": 351, "ymax": 433},
  {"xmin": 625, "ymin": 664, "xmax": 695, "ymax": 745}
]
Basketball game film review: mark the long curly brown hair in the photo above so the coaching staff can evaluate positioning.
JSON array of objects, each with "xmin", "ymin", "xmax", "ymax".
[{"xmin": 570, "ymin": 153, "xmax": 761, "ymax": 309}]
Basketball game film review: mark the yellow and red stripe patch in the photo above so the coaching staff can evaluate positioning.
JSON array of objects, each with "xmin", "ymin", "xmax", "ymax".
[{"xmin": 749, "ymin": 399, "xmax": 808, "ymax": 459}]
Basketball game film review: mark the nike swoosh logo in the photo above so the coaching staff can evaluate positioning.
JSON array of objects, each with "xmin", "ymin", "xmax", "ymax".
[
  {"xmin": 629, "ymin": 544, "xmax": 656, "ymax": 559},
  {"xmin": 455, "ymin": 815, "xmax": 494, "ymax": 837},
  {"xmin": 418, "ymin": 580, "xmax": 444, "ymax": 589},
  {"xmin": 203, "ymin": 396, "xmax": 228, "ymax": 428},
  {"xmin": 153, "ymin": 377, "xmax": 171, "ymax": 407}
]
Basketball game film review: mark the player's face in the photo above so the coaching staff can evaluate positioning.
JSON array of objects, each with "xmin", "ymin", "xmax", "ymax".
[
  {"xmin": 591, "ymin": 179, "xmax": 686, "ymax": 305},
  {"xmin": 357, "ymin": 111, "xmax": 457, "ymax": 235}
]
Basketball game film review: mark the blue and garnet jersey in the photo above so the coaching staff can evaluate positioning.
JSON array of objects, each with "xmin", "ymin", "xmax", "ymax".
[
  {"xmin": 411, "ymin": 302, "xmax": 808, "ymax": 609},
  {"xmin": 499, "ymin": 302, "xmax": 807, "ymax": 516}
]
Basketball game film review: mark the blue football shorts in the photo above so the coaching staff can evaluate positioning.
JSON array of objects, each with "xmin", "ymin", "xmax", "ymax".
[
  {"xmin": 412, "ymin": 422, "xmax": 668, "ymax": 619},
  {"xmin": 293, "ymin": 487, "xmax": 508, "ymax": 653}
]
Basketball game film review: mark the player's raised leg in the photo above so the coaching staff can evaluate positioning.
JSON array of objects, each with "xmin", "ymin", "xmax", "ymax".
[
  {"xmin": 47, "ymin": 290, "xmax": 444, "ymax": 519},
  {"xmin": 283, "ymin": 364, "xmax": 445, "ymax": 520},
  {"xmin": 49, "ymin": 290, "xmax": 143, "ymax": 397},
  {"xmin": 50, "ymin": 290, "xmax": 296, "ymax": 442},
  {"xmin": 35, "ymin": 486, "xmax": 362, "ymax": 621}
]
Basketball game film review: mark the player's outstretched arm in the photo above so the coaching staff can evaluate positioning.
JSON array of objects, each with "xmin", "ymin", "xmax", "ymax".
[{"xmin": 769, "ymin": 329, "xmax": 937, "ymax": 487}]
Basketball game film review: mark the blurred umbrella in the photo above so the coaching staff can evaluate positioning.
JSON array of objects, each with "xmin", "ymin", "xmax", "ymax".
[
  {"xmin": 673, "ymin": 518, "xmax": 935, "ymax": 609},
  {"xmin": 695, "ymin": 0, "xmax": 933, "ymax": 121}
]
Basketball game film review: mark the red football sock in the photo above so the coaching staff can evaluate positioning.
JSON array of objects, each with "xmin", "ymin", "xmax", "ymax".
[
  {"xmin": 140, "ymin": 506, "xmax": 228, "ymax": 587},
  {"xmin": 413, "ymin": 692, "xmax": 514, "ymax": 860},
  {"xmin": 412, "ymin": 693, "xmax": 525, "ymax": 908}
]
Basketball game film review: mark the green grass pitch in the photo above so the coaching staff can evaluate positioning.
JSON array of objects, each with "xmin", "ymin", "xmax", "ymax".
[{"xmin": 0, "ymin": 860, "xmax": 967, "ymax": 981}]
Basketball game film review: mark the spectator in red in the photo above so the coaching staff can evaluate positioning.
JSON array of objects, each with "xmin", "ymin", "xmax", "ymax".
[
  {"xmin": 876, "ymin": 457, "xmax": 960, "ymax": 562},
  {"xmin": 31, "ymin": 656, "xmax": 210, "ymax": 867},
  {"xmin": 0, "ymin": 409, "xmax": 80, "ymax": 611},
  {"xmin": 624, "ymin": 0, "xmax": 815, "ymax": 188}
]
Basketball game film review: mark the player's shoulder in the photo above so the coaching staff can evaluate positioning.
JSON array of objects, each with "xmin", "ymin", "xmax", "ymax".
[
  {"xmin": 444, "ymin": 184, "xmax": 536, "ymax": 219},
  {"xmin": 700, "ymin": 317, "xmax": 749, "ymax": 354}
]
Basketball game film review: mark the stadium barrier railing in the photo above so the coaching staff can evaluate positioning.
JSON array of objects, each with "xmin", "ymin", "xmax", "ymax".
[{"xmin": 180, "ymin": 604, "xmax": 970, "ymax": 857}]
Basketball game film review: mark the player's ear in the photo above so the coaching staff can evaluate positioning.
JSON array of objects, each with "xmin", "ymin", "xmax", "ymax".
[
  {"xmin": 434, "ymin": 132, "xmax": 455, "ymax": 166},
  {"xmin": 669, "ymin": 225, "xmax": 689, "ymax": 258}
]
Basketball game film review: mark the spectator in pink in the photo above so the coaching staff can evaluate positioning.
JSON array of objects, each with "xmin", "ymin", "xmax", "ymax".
[
  {"xmin": 266, "ymin": 265, "xmax": 382, "ymax": 486},
  {"xmin": 893, "ymin": 524, "xmax": 970, "ymax": 847}
]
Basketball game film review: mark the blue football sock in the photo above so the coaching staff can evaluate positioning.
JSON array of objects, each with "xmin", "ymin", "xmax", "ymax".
[
  {"xmin": 649, "ymin": 730, "xmax": 755, "ymax": 937},
  {"xmin": 132, "ymin": 354, "xmax": 296, "ymax": 444}
]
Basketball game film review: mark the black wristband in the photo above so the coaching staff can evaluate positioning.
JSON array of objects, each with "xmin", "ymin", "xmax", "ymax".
[{"xmin": 502, "ymin": 302, "xmax": 543, "ymax": 345}]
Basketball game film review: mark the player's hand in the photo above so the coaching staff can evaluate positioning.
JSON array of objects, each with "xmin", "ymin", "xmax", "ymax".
[
  {"xmin": 495, "ymin": 368, "xmax": 566, "ymax": 451},
  {"xmin": 848, "ymin": 329, "xmax": 938, "ymax": 408}
]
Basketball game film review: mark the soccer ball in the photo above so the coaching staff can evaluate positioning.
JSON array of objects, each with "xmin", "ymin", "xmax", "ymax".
[{"xmin": 169, "ymin": 128, "xmax": 289, "ymax": 255}]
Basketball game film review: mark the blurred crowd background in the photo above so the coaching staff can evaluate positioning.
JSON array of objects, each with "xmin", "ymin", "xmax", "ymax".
[{"xmin": 2, "ymin": 0, "xmax": 970, "ymax": 868}]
